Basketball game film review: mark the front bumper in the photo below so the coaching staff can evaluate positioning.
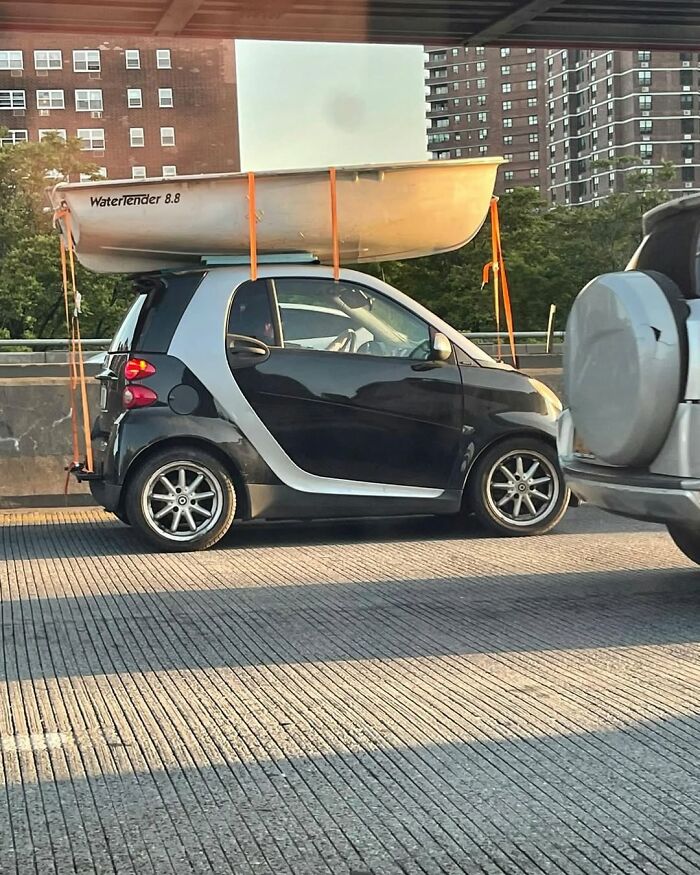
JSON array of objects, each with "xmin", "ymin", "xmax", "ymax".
[{"xmin": 558, "ymin": 409, "xmax": 700, "ymax": 525}]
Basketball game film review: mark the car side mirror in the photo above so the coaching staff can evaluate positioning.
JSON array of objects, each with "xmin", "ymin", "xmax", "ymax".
[{"xmin": 430, "ymin": 332, "xmax": 452, "ymax": 362}]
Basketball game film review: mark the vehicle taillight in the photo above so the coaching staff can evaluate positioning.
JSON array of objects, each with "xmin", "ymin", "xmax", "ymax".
[
  {"xmin": 123, "ymin": 385, "xmax": 158, "ymax": 409},
  {"xmin": 124, "ymin": 358, "xmax": 156, "ymax": 381}
]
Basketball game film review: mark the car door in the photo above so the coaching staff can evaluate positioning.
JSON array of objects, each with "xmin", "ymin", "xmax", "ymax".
[{"xmin": 227, "ymin": 275, "xmax": 464, "ymax": 490}]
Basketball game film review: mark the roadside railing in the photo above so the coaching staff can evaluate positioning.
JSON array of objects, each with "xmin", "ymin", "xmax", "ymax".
[{"xmin": 0, "ymin": 331, "xmax": 565, "ymax": 351}]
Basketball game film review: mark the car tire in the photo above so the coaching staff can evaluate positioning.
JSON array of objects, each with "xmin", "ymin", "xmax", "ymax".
[
  {"xmin": 112, "ymin": 508, "xmax": 130, "ymax": 526},
  {"xmin": 125, "ymin": 445, "xmax": 236, "ymax": 552},
  {"xmin": 466, "ymin": 436, "xmax": 570, "ymax": 537},
  {"xmin": 667, "ymin": 524, "xmax": 700, "ymax": 565}
]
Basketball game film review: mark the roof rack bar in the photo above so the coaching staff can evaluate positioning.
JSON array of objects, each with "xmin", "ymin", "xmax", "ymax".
[{"xmin": 202, "ymin": 252, "xmax": 318, "ymax": 266}]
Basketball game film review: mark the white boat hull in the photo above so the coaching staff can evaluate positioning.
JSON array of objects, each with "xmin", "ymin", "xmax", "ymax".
[{"xmin": 50, "ymin": 159, "xmax": 503, "ymax": 274}]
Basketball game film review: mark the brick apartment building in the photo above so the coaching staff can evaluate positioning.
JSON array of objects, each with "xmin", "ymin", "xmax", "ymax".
[
  {"xmin": 0, "ymin": 34, "xmax": 239, "ymax": 180},
  {"xmin": 545, "ymin": 47, "xmax": 700, "ymax": 205},
  {"xmin": 425, "ymin": 45, "xmax": 547, "ymax": 195},
  {"xmin": 425, "ymin": 45, "xmax": 700, "ymax": 205}
]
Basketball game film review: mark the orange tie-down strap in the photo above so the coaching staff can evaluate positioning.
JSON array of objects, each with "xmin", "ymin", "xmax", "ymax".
[
  {"xmin": 482, "ymin": 198, "xmax": 518, "ymax": 367},
  {"xmin": 54, "ymin": 206, "xmax": 94, "ymax": 481}
]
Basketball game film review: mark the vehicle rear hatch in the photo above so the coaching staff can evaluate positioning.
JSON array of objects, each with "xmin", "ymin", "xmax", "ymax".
[{"xmin": 94, "ymin": 271, "xmax": 206, "ymax": 443}]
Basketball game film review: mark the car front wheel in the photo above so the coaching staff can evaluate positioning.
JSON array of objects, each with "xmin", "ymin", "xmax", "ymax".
[
  {"xmin": 467, "ymin": 437, "xmax": 570, "ymax": 536},
  {"xmin": 667, "ymin": 524, "xmax": 700, "ymax": 565},
  {"xmin": 126, "ymin": 446, "xmax": 236, "ymax": 551}
]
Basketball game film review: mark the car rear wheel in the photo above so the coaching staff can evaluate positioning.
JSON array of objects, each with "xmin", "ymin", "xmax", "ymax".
[
  {"xmin": 467, "ymin": 437, "xmax": 570, "ymax": 536},
  {"xmin": 126, "ymin": 446, "xmax": 236, "ymax": 552},
  {"xmin": 667, "ymin": 524, "xmax": 700, "ymax": 565}
]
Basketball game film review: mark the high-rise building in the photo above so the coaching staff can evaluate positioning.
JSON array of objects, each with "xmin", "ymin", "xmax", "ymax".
[
  {"xmin": 424, "ymin": 45, "xmax": 546, "ymax": 195},
  {"xmin": 545, "ymin": 48, "xmax": 699, "ymax": 205},
  {"xmin": 0, "ymin": 34, "xmax": 240, "ymax": 180}
]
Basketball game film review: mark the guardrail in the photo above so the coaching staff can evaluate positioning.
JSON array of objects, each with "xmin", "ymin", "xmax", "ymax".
[{"xmin": 0, "ymin": 332, "xmax": 565, "ymax": 350}]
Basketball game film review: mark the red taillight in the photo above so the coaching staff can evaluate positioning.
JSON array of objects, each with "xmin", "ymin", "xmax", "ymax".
[
  {"xmin": 124, "ymin": 358, "xmax": 156, "ymax": 381},
  {"xmin": 122, "ymin": 385, "xmax": 158, "ymax": 409}
]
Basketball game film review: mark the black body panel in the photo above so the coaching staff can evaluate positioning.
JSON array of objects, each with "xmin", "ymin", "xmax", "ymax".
[{"xmin": 233, "ymin": 348, "xmax": 465, "ymax": 488}]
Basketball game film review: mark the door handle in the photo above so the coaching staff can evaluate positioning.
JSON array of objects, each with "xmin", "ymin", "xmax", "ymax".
[{"xmin": 227, "ymin": 334, "xmax": 271, "ymax": 364}]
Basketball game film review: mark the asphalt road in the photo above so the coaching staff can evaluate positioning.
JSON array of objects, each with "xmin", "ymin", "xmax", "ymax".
[{"xmin": 1, "ymin": 506, "xmax": 699, "ymax": 874}]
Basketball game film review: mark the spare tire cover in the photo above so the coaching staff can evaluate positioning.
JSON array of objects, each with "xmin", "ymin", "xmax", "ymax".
[{"xmin": 565, "ymin": 271, "xmax": 681, "ymax": 467}]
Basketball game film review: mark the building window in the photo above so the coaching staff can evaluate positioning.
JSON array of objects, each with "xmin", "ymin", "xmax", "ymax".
[
  {"xmin": 130, "ymin": 127, "xmax": 145, "ymax": 147},
  {"xmin": 530, "ymin": 168, "xmax": 539, "ymax": 178},
  {"xmin": 453, "ymin": 82, "xmax": 460, "ymax": 92},
  {"xmin": 158, "ymin": 87, "xmax": 173, "ymax": 108},
  {"xmin": 0, "ymin": 128, "xmax": 28, "ymax": 145},
  {"xmin": 528, "ymin": 115, "xmax": 538, "ymax": 125},
  {"xmin": 432, "ymin": 85, "xmax": 448, "ymax": 96},
  {"xmin": 127, "ymin": 88, "xmax": 142, "ymax": 108},
  {"xmin": 529, "ymin": 150, "xmax": 539, "ymax": 161},
  {"xmin": 429, "ymin": 51, "xmax": 447, "ymax": 62},
  {"xmin": 529, "ymin": 133, "xmax": 539, "ymax": 143},
  {"xmin": 504, "ymin": 170, "xmax": 514, "ymax": 181},
  {"xmin": 162, "ymin": 165, "xmax": 177, "ymax": 177},
  {"xmin": 682, "ymin": 143, "xmax": 695, "ymax": 160},
  {"xmin": 501, "ymin": 65, "xmax": 510, "ymax": 75},
  {"xmin": 451, "ymin": 48, "xmax": 459, "ymax": 57},
  {"xmin": 639, "ymin": 95, "xmax": 652, "ymax": 111},
  {"xmin": 503, "ymin": 117, "xmax": 513, "ymax": 128},
  {"xmin": 682, "ymin": 167, "xmax": 696, "ymax": 184},
  {"xmin": 75, "ymin": 89, "xmax": 103, "ymax": 111},
  {"xmin": 502, "ymin": 100, "xmax": 512, "ymax": 111},
  {"xmin": 477, "ymin": 111, "xmax": 487, "ymax": 122},
  {"xmin": 452, "ymin": 65, "xmax": 459, "ymax": 73},
  {"xmin": 503, "ymin": 135, "xmax": 513, "ymax": 145},
  {"xmin": 132, "ymin": 166, "xmax": 147, "ymax": 179},
  {"xmin": 527, "ymin": 97, "xmax": 538, "ymax": 107},
  {"xmin": 639, "ymin": 144, "xmax": 653, "ymax": 159},
  {"xmin": 160, "ymin": 126, "xmax": 175, "ymax": 146},
  {"xmin": 476, "ymin": 78, "xmax": 486, "ymax": 89},
  {"xmin": 73, "ymin": 50, "xmax": 100, "ymax": 72},
  {"xmin": 478, "ymin": 128, "xmax": 488, "ymax": 140},
  {"xmin": 476, "ymin": 61, "xmax": 486, "ymax": 73},
  {"xmin": 500, "ymin": 47, "xmax": 510, "ymax": 57},
  {"xmin": 436, "ymin": 151, "xmax": 451, "ymax": 160},
  {"xmin": 0, "ymin": 90, "xmax": 26, "ymax": 110},
  {"xmin": 38, "ymin": 128, "xmax": 67, "ymax": 141},
  {"xmin": 682, "ymin": 117, "xmax": 695, "ymax": 135},
  {"xmin": 478, "ymin": 145, "xmax": 487, "ymax": 155},
  {"xmin": 34, "ymin": 50, "xmax": 62, "ymax": 70},
  {"xmin": 503, "ymin": 153, "xmax": 513, "ymax": 161},
  {"xmin": 681, "ymin": 94, "xmax": 694, "ymax": 112},
  {"xmin": 502, "ymin": 83, "xmax": 512, "ymax": 93},
  {"xmin": 0, "ymin": 50, "xmax": 23, "ymax": 70},
  {"xmin": 434, "ymin": 117, "xmax": 449, "ymax": 129},
  {"xmin": 680, "ymin": 70, "xmax": 694, "ymax": 89},
  {"xmin": 638, "ymin": 71, "xmax": 652, "ymax": 87},
  {"xmin": 36, "ymin": 89, "xmax": 64, "ymax": 110},
  {"xmin": 527, "ymin": 61, "xmax": 537, "ymax": 72},
  {"xmin": 476, "ymin": 94, "xmax": 487, "ymax": 105},
  {"xmin": 156, "ymin": 49, "xmax": 171, "ymax": 69},
  {"xmin": 432, "ymin": 67, "xmax": 447, "ymax": 79},
  {"xmin": 637, "ymin": 50, "xmax": 651, "ymax": 63},
  {"xmin": 125, "ymin": 49, "xmax": 140, "ymax": 69},
  {"xmin": 77, "ymin": 128, "xmax": 104, "ymax": 150},
  {"xmin": 527, "ymin": 79, "xmax": 537, "ymax": 90},
  {"xmin": 639, "ymin": 119, "xmax": 653, "ymax": 134}
]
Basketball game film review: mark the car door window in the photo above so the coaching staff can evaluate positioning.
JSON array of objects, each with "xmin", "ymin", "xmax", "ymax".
[
  {"xmin": 227, "ymin": 279, "xmax": 277, "ymax": 345},
  {"xmin": 273, "ymin": 277, "xmax": 431, "ymax": 358}
]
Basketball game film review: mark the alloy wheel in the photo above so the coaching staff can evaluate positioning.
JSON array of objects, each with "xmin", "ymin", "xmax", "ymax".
[{"xmin": 142, "ymin": 461, "xmax": 224, "ymax": 542}]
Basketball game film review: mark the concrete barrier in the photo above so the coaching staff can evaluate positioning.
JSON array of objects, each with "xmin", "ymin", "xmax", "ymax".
[{"xmin": 0, "ymin": 360, "xmax": 564, "ymax": 506}]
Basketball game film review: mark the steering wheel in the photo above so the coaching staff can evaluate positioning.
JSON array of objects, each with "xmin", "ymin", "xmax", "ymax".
[
  {"xmin": 408, "ymin": 338, "xmax": 432, "ymax": 360},
  {"xmin": 326, "ymin": 328, "xmax": 357, "ymax": 353}
]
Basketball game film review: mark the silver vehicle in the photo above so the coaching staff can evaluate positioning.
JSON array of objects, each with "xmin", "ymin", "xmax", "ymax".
[{"xmin": 559, "ymin": 193, "xmax": 700, "ymax": 564}]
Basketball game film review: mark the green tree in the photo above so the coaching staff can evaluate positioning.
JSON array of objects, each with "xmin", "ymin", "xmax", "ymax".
[{"xmin": 0, "ymin": 130, "xmax": 130, "ymax": 339}]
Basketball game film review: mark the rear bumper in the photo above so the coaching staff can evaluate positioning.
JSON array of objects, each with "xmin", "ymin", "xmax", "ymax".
[{"xmin": 558, "ymin": 409, "xmax": 700, "ymax": 525}]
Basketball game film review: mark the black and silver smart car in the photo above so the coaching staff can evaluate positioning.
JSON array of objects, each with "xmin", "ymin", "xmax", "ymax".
[{"xmin": 87, "ymin": 264, "xmax": 569, "ymax": 550}]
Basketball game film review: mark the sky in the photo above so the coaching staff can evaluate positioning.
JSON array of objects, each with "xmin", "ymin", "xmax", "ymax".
[{"xmin": 235, "ymin": 40, "xmax": 429, "ymax": 171}]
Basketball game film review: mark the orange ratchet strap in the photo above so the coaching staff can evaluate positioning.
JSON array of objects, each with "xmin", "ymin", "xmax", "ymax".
[
  {"xmin": 482, "ymin": 197, "xmax": 518, "ymax": 367},
  {"xmin": 329, "ymin": 168, "xmax": 340, "ymax": 280},
  {"xmin": 55, "ymin": 205, "xmax": 94, "ymax": 481}
]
